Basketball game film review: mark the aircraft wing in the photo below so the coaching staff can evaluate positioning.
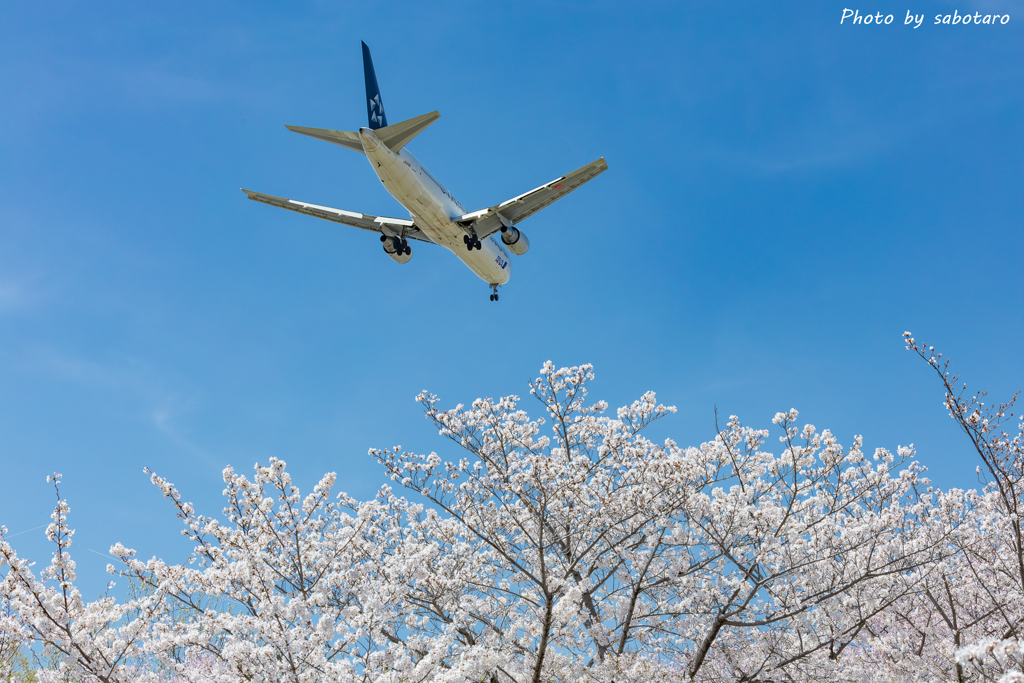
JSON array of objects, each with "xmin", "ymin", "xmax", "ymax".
[
  {"xmin": 241, "ymin": 189, "xmax": 434, "ymax": 243},
  {"xmin": 457, "ymin": 157, "xmax": 608, "ymax": 239}
]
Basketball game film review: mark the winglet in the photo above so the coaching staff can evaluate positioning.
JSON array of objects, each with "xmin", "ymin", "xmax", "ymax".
[{"xmin": 362, "ymin": 41, "xmax": 388, "ymax": 130}]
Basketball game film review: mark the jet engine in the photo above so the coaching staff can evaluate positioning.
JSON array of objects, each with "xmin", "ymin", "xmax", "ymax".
[
  {"xmin": 381, "ymin": 235, "xmax": 412, "ymax": 263},
  {"xmin": 500, "ymin": 226, "xmax": 529, "ymax": 255}
]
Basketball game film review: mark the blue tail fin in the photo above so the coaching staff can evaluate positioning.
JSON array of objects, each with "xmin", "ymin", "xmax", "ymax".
[{"xmin": 361, "ymin": 41, "xmax": 388, "ymax": 130}]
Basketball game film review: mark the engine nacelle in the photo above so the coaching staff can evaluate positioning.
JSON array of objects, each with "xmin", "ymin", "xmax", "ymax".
[
  {"xmin": 381, "ymin": 235, "xmax": 412, "ymax": 264},
  {"xmin": 500, "ymin": 226, "xmax": 529, "ymax": 256}
]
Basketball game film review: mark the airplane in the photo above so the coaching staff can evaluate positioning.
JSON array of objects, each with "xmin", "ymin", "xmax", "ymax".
[{"xmin": 242, "ymin": 42, "xmax": 607, "ymax": 301}]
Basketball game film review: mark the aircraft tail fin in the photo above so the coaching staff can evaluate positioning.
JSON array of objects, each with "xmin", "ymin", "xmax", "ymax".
[
  {"xmin": 284, "ymin": 43, "xmax": 436, "ymax": 155},
  {"xmin": 362, "ymin": 41, "xmax": 388, "ymax": 129}
]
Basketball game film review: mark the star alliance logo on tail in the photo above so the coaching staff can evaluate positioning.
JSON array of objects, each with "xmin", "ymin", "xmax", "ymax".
[{"xmin": 370, "ymin": 94, "xmax": 383, "ymax": 126}]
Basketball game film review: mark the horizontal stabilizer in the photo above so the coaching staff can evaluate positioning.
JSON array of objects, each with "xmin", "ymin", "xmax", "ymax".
[
  {"xmin": 374, "ymin": 111, "xmax": 439, "ymax": 152},
  {"xmin": 285, "ymin": 126, "xmax": 364, "ymax": 153},
  {"xmin": 285, "ymin": 111, "xmax": 439, "ymax": 155}
]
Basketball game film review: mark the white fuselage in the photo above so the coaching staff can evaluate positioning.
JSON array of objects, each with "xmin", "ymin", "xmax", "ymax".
[{"xmin": 358, "ymin": 127, "xmax": 511, "ymax": 285}]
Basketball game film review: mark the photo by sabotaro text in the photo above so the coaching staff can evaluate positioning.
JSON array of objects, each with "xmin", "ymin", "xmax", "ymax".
[{"xmin": 841, "ymin": 9, "xmax": 1011, "ymax": 27}]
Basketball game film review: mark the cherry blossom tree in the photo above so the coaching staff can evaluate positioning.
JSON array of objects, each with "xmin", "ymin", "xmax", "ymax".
[
  {"xmin": 112, "ymin": 459, "xmax": 409, "ymax": 683},
  {"xmin": 1, "ymin": 595, "xmax": 31, "ymax": 682},
  {"xmin": 893, "ymin": 333, "xmax": 1024, "ymax": 683},
  {"xmin": 0, "ymin": 473, "xmax": 165, "ymax": 683},
  {"xmin": 4, "ymin": 352, "xmax": 1017, "ymax": 683},
  {"xmin": 369, "ymin": 362, "xmax": 951, "ymax": 682},
  {"xmin": 1, "ymin": 464, "xmax": 407, "ymax": 683},
  {"xmin": 822, "ymin": 335, "xmax": 1024, "ymax": 683}
]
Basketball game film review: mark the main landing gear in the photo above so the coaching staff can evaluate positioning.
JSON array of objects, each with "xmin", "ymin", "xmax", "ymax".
[
  {"xmin": 489, "ymin": 284, "xmax": 500, "ymax": 302},
  {"xmin": 381, "ymin": 234, "xmax": 411, "ymax": 256},
  {"xmin": 463, "ymin": 234, "xmax": 482, "ymax": 251}
]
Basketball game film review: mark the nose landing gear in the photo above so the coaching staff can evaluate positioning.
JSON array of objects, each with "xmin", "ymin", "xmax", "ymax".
[{"xmin": 489, "ymin": 284, "xmax": 500, "ymax": 302}]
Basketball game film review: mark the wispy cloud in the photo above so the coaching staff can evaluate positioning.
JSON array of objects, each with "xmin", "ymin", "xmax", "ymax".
[
  {"xmin": 0, "ymin": 276, "xmax": 41, "ymax": 315},
  {"xmin": 96, "ymin": 60, "xmax": 223, "ymax": 107},
  {"xmin": 24, "ymin": 348, "xmax": 208, "ymax": 456},
  {"xmin": 0, "ymin": 281, "xmax": 27, "ymax": 313},
  {"xmin": 28, "ymin": 348, "xmax": 128, "ymax": 387},
  {"xmin": 699, "ymin": 113, "xmax": 897, "ymax": 175},
  {"xmin": 151, "ymin": 393, "xmax": 208, "ymax": 457},
  {"xmin": 0, "ymin": 55, "xmax": 225, "ymax": 137}
]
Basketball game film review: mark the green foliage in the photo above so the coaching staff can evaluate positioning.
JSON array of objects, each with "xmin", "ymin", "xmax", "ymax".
[{"xmin": 0, "ymin": 648, "xmax": 37, "ymax": 683}]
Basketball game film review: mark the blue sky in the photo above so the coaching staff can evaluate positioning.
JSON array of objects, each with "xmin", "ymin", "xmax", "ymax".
[{"xmin": 1, "ymin": 0, "xmax": 1021, "ymax": 587}]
